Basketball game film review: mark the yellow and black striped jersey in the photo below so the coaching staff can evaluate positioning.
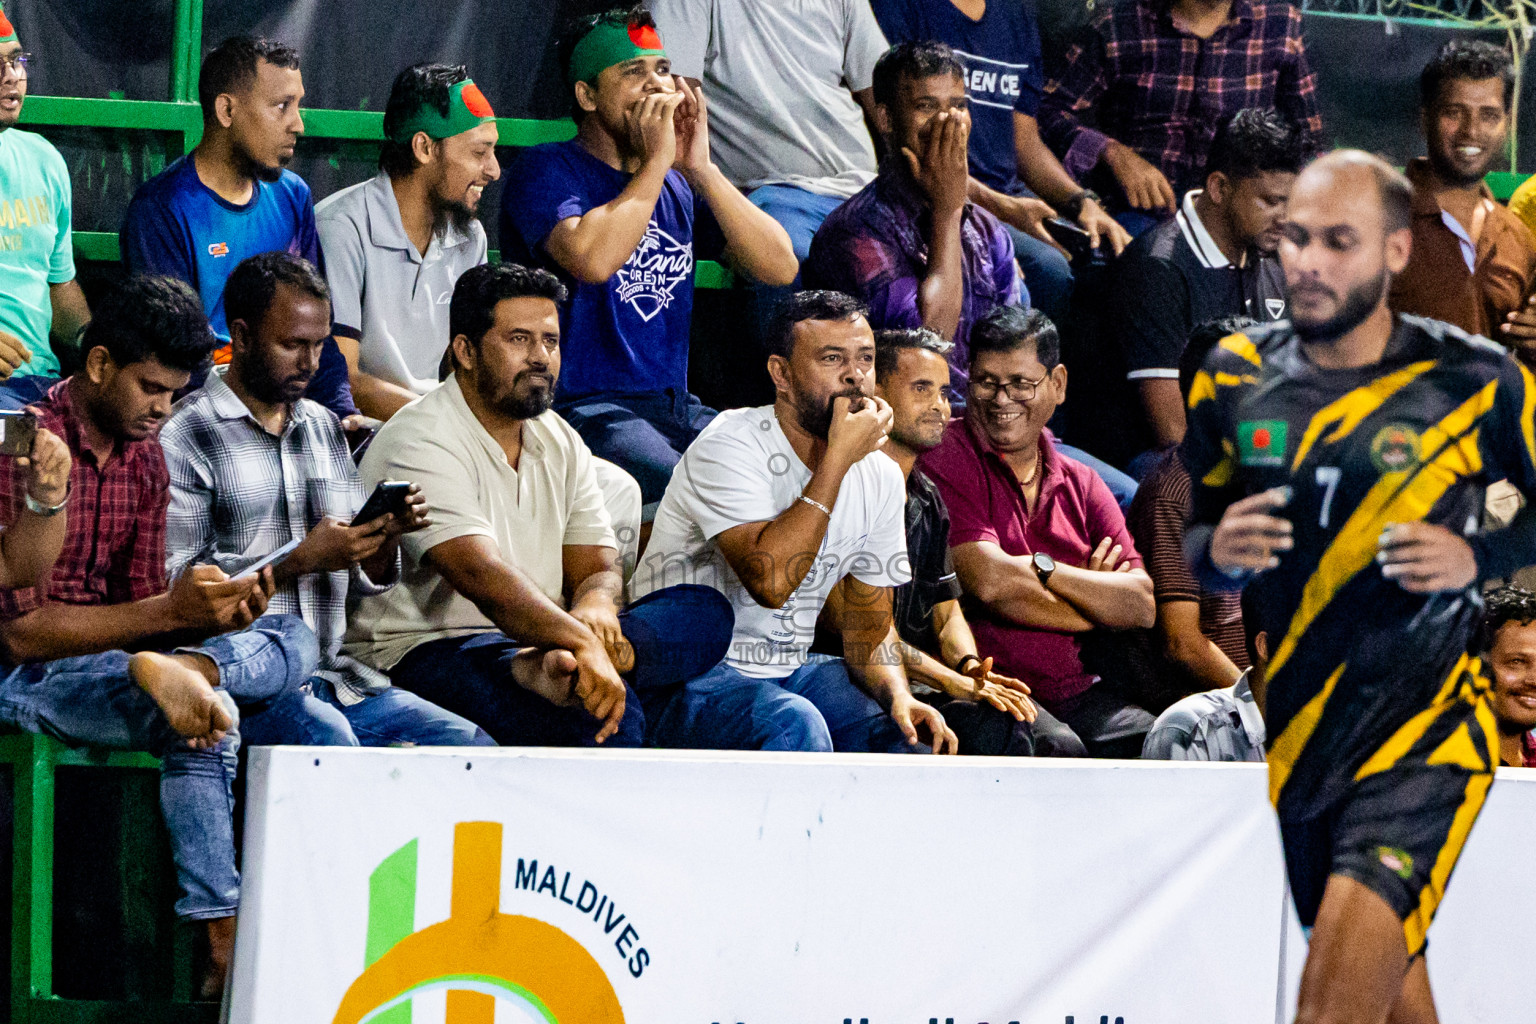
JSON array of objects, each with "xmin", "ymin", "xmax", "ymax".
[{"xmin": 1182, "ymin": 315, "xmax": 1536, "ymax": 821}]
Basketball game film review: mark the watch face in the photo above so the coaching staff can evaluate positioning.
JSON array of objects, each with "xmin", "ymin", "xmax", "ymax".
[{"xmin": 1033, "ymin": 552, "xmax": 1056, "ymax": 573}]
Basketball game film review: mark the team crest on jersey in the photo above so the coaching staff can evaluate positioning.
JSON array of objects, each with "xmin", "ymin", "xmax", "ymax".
[
  {"xmin": 1370, "ymin": 424, "xmax": 1421, "ymax": 473},
  {"xmin": 1238, "ymin": 419, "xmax": 1287, "ymax": 466},
  {"xmin": 1265, "ymin": 298, "xmax": 1286, "ymax": 319},
  {"xmin": 1376, "ymin": 846, "xmax": 1415, "ymax": 880},
  {"xmin": 615, "ymin": 221, "xmax": 693, "ymax": 322}
]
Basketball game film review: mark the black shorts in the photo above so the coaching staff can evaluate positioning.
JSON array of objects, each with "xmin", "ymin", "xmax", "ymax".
[{"xmin": 1278, "ymin": 666, "xmax": 1497, "ymax": 957}]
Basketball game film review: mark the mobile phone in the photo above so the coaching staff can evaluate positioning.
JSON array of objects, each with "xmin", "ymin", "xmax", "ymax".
[
  {"xmin": 352, "ymin": 481, "xmax": 412, "ymax": 527},
  {"xmin": 1044, "ymin": 217, "xmax": 1107, "ymax": 268},
  {"xmin": 238, "ymin": 537, "xmax": 302, "ymax": 578},
  {"xmin": 0, "ymin": 411, "xmax": 38, "ymax": 457}
]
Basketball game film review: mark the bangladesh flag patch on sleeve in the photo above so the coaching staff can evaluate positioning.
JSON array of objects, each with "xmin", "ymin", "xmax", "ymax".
[{"xmin": 1237, "ymin": 419, "xmax": 1288, "ymax": 466}]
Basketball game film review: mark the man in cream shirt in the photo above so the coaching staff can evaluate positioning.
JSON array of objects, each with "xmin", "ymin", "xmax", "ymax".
[{"xmin": 344, "ymin": 263, "xmax": 731, "ymax": 746}]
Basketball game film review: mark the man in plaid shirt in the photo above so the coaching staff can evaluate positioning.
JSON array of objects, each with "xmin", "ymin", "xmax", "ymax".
[
  {"xmin": 0, "ymin": 274, "xmax": 322, "ymax": 998},
  {"xmin": 162, "ymin": 253, "xmax": 492, "ymax": 747},
  {"xmin": 1038, "ymin": 0, "xmax": 1323, "ymax": 232}
]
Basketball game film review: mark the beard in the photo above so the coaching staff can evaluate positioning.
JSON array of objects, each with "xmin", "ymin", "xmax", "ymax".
[
  {"xmin": 235, "ymin": 145, "xmax": 287, "ymax": 184},
  {"xmin": 239, "ymin": 346, "xmax": 311, "ymax": 405},
  {"xmin": 1291, "ymin": 269, "xmax": 1389, "ymax": 344},
  {"xmin": 792, "ymin": 386, "xmax": 863, "ymax": 440},
  {"xmin": 432, "ymin": 198, "xmax": 477, "ymax": 239},
  {"xmin": 1427, "ymin": 142, "xmax": 1494, "ymax": 189},
  {"xmin": 480, "ymin": 368, "xmax": 555, "ymax": 421}
]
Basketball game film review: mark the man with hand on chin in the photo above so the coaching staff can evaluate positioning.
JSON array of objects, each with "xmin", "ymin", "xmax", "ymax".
[
  {"xmin": 635, "ymin": 291, "xmax": 957, "ymax": 754},
  {"xmin": 1390, "ymin": 40, "xmax": 1536, "ymax": 343},
  {"xmin": 502, "ymin": 4, "xmax": 795, "ymax": 523}
]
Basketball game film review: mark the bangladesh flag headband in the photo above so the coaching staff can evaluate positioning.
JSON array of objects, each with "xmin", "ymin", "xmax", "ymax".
[
  {"xmin": 568, "ymin": 19, "xmax": 665, "ymax": 86},
  {"xmin": 0, "ymin": 6, "xmax": 16, "ymax": 44},
  {"xmin": 388, "ymin": 79, "xmax": 496, "ymax": 144}
]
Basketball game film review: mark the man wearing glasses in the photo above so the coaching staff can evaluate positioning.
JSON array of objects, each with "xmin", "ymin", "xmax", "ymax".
[
  {"xmin": 0, "ymin": 5, "xmax": 92, "ymax": 409},
  {"xmin": 919, "ymin": 304, "xmax": 1158, "ymax": 757}
]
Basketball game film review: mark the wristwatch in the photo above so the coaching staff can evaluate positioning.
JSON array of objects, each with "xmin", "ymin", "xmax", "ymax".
[
  {"xmin": 24, "ymin": 490, "xmax": 67, "ymax": 517},
  {"xmin": 1032, "ymin": 551, "xmax": 1056, "ymax": 588},
  {"xmin": 1061, "ymin": 188, "xmax": 1101, "ymax": 222}
]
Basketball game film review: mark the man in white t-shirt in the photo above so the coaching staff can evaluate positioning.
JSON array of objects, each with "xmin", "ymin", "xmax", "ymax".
[
  {"xmin": 343, "ymin": 263, "xmax": 732, "ymax": 746},
  {"xmin": 632, "ymin": 290, "xmax": 958, "ymax": 752}
]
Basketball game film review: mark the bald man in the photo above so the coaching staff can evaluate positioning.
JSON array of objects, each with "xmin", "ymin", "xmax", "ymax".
[{"xmin": 1183, "ymin": 150, "xmax": 1536, "ymax": 1024}]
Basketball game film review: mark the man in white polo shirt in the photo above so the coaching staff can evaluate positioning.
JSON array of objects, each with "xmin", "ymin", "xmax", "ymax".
[
  {"xmin": 316, "ymin": 62, "xmax": 499, "ymax": 419},
  {"xmin": 343, "ymin": 263, "xmax": 731, "ymax": 746},
  {"xmin": 633, "ymin": 290, "xmax": 956, "ymax": 753}
]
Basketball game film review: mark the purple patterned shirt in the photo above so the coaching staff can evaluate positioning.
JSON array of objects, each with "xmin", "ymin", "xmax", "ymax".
[
  {"xmin": 803, "ymin": 165, "xmax": 1020, "ymax": 392},
  {"xmin": 1038, "ymin": 0, "xmax": 1323, "ymax": 199}
]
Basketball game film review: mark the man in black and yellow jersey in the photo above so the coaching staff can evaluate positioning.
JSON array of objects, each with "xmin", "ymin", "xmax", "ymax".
[{"xmin": 1183, "ymin": 149, "xmax": 1536, "ymax": 1024}]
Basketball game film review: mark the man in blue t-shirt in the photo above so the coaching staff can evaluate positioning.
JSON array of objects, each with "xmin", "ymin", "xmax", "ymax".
[
  {"xmin": 871, "ymin": 0, "xmax": 1130, "ymax": 323},
  {"xmin": 501, "ymin": 5, "xmax": 795, "ymax": 517},
  {"xmin": 0, "ymin": 6, "xmax": 92, "ymax": 410},
  {"xmin": 121, "ymin": 35, "xmax": 356, "ymax": 421}
]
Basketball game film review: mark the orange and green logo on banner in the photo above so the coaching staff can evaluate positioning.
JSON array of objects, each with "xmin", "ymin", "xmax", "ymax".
[
  {"xmin": 1237, "ymin": 419, "xmax": 1288, "ymax": 467},
  {"xmin": 332, "ymin": 822, "xmax": 625, "ymax": 1024}
]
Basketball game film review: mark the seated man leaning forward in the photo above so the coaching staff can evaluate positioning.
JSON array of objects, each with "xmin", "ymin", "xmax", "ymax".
[
  {"xmin": 162, "ymin": 252, "xmax": 492, "ymax": 747},
  {"xmin": 919, "ymin": 305, "xmax": 1157, "ymax": 758},
  {"xmin": 0, "ymin": 274, "xmax": 318, "ymax": 997},
  {"xmin": 633, "ymin": 290, "xmax": 958, "ymax": 753},
  {"xmin": 342, "ymin": 263, "xmax": 732, "ymax": 746}
]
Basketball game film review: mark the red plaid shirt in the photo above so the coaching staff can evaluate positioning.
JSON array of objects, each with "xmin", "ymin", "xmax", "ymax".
[
  {"xmin": 1039, "ymin": 0, "xmax": 1324, "ymax": 199},
  {"xmin": 0, "ymin": 378, "xmax": 170, "ymax": 621}
]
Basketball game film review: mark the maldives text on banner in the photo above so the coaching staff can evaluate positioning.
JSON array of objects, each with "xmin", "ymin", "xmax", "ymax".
[{"xmin": 225, "ymin": 748, "xmax": 1532, "ymax": 1024}]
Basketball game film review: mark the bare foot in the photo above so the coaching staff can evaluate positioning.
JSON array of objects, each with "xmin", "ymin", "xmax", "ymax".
[
  {"xmin": 199, "ymin": 914, "xmax": 236, "ymax": 1001},
  {"xmin": 129, "ymin": 651, "xmax": 235, "ymax": 750},
  {"xmin": 509, "ymin": 648, "xmax": 579, "ymax": 705}
]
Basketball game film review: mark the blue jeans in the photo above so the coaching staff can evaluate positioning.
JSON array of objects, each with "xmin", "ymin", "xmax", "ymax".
[
  {"xmin": 558, "ymin": 390, "xmax": 717, "ymax": 513},
  {"xmin": 1113, "ymin": 209, "xmax": 1168, "ymax": 241},
  {"xmin": 312, "ymin": 680, "xmax": 495, "ymax": 747},
  {"xmin": 745, "ymin": 184, "xmax": 848, "ymax": 345},
  {"xmin": 650, "ymin": 653, "xmax": 928, "ymax": 753},
  {"xmin": 390, "ymin": 584, "xmax": 734, "ymax": 747},
  {"xmin": 0, "ymin": 613, "xmax": 318, "ymax": 919},
  {"xmin": 1057, "ymin": 442, "xmax": 1138, "ymax": 511},
  {"xmin": 0, "ymin": 373, "xmax": 58, "ymax": 411}
]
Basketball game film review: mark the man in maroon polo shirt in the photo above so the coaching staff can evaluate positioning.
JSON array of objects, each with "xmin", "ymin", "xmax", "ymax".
[{"xmin": 918, "ymin": 304, "xmax": 1157, "ymax": 756}]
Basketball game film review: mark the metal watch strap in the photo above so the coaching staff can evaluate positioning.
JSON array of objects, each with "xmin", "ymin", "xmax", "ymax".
[{"xmin": 24, "ymin": 490, "xmax": 67, "ymax": 517}]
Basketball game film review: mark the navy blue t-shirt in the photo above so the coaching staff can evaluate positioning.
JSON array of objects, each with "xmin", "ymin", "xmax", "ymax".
[
  {"xmin": 502, "ymin": 140, "xmax": 698, "ymax": 402},
  {"xmin": 121, "ymin": 156, "xmax": 355, "ymax": 417},
  {"xmin": 872, "ymin": 0, "xmax": 1045, "ymax": 192}
]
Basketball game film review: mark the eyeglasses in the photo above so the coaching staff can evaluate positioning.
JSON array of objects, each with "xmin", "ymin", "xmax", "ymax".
[
  {"xmin": 968, "ymin": 371, "xmax": 1049, "ymax": 402},
  {"xmin": 0, "ymin": 53, "xmax": 31, "ymax": 78}
]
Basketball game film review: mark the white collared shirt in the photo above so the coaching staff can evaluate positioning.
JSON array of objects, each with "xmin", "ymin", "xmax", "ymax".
[{"xmin": 1142, "ymin": 670, "xmax": 1267, "ymax": 761}]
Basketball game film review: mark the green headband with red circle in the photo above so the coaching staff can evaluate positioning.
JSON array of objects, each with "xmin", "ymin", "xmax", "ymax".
[
  {"xmin": 388, "ymin": 79, "xmax": 495, "ymax": 144},
  {"xmin": 568, "ymin": 20, "xmax": 665, "ymax": 86}
]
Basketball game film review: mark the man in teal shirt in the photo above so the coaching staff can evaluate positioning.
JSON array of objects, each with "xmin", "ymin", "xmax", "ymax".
[{"xmin": 0, "ymin": 5, "xmax": 90, "ymax": 409}]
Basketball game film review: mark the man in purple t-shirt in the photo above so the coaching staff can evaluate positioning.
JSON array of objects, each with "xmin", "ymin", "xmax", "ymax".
[
  {"xmin": 918, "ymin": 304, "xmax": 1157, "ymax": 756},
  {"xmin": 803, "ymin": 41, "xmax": 1020, "ymax": 395}
]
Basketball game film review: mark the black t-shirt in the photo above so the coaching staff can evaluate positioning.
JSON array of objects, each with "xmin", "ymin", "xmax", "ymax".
[
  {"xmin": 1114, "ymin": 194, "xmax": 1288, "ymax": 381},
  {"xmin": 893, "ymin": 470, "xmax": 965, "ymax": 658}
]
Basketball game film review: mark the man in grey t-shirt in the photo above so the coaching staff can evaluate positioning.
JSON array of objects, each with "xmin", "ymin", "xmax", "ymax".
[
  {"xmin": 649, "ymin": 0, "xmax": 888, "ymax": 264},
  {"xmin": 1142, "ymin": 589, "xmax": 1267, "ymax": 761}
]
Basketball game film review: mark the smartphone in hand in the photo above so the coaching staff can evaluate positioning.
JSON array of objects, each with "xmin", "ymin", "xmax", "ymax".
[
  {"xmin": 237, "ymin": 537, "xmax": 303, "ymax": 578},
  {"xmin": 352, "ymin": 481, "xmax": 412, "ymax": 527},
  {"xmin": 0, "ymin": 411, "xmax": 38, "ymax": 457}
]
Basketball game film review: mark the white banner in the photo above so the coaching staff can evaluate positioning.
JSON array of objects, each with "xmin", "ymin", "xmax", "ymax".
[{"xmin": 228, "ymin": 748, "xmax": 1532, "ymax": 1024}]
